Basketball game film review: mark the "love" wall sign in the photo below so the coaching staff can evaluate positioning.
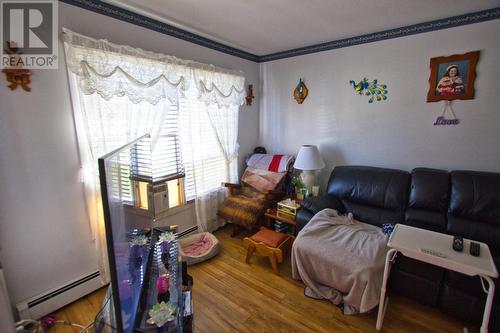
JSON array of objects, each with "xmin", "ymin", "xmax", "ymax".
[{"xmin": 433, "ymin": 116, "xmax": 459, "ymax": 126}]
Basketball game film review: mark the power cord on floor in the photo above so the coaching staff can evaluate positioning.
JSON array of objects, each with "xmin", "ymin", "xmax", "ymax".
[
  {"xmin": 15, "ymin": 319, "xmax": 41, "ymax": 333},
  {"xmin": 16, "ymin": 288, "xmax": 110, "ymax": 333},
  {"xmin": 53, "ymin": 320, "xmax": 94, "ymax": 332},
  {"xmin": 77, "ymin": 322, "xmax": 95, "ymax": 333},
  {"xmin": 54, "ymin": 320, "xmax": 86, "ymax": 329},
  {"xmin": 15, "ymin": 317, "xmax": 93, "ymax": 333}
]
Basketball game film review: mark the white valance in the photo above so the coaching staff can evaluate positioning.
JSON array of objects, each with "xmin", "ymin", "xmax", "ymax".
[{"xmin": 63, "ymin": 28, "xmax": 245, "ymax": 107}]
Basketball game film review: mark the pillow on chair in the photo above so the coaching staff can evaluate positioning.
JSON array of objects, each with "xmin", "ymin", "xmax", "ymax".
[{"xmin": 241, "ymin": 167, "xmax": 286, "ymax": 193}]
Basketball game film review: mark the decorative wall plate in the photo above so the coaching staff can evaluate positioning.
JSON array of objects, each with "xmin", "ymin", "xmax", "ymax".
[
  {"xmin": 2, "ymin": 42, "xmax": 32, "ymax": 91},
  {"xmin": 293, "ymin": 78, "xmax": 308, "ymax": 104},
  {"xmin": 245, "ymin": 84, "xmax": 255, "ymax": 106}
]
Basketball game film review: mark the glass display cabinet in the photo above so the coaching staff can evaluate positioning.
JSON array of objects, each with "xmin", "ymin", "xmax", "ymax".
[{"xmin": 95, "ymin": 135, "xmax": 192, "ymax": 333}]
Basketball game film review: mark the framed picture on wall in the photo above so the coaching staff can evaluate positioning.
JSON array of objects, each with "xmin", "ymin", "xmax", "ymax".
[{"xmin": 426, "ymin": 51, "xmax": 479, "ymax": 102}]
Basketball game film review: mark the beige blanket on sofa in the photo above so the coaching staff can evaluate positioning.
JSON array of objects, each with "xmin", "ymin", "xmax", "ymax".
[{"xmin": 291, "ymin": 208, "xmax": 389, "ymax": 314}]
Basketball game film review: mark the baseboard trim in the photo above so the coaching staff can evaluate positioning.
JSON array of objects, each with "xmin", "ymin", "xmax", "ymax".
[{"xmin": 16, "ymin": 270, "xmax": 106, "ymax": 320}]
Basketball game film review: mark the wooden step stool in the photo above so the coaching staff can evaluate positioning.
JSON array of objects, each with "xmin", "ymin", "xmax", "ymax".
[{"xmin": 243, "ymin": 227, "xmax": 293, "ymax": 275}]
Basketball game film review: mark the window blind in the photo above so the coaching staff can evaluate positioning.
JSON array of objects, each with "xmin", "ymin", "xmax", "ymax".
[
  {"xmin": 179, "ymin": 92, "xmax": 227, "ymax": 201},
  {"xmin": 151, "ymin": 103, "xmax": 184, "ymax": 183}
]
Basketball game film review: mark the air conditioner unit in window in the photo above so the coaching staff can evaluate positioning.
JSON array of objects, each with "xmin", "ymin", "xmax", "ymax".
[{"xmin": 148, "ymin": 182, "xmax": 169, "ymax": 214}]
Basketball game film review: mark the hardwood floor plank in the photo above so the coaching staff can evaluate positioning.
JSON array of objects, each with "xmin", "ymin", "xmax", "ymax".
[
  {"xmin": 45, "ymin": 287, "xmax": 106, "ymax": 333},
  {"xmin": 192, "ymin": 267, "xmax": 252, "ymax": 322},
  {"xmin": 46, "ymin": 226, "xmax": 478, "ymax": 333}
]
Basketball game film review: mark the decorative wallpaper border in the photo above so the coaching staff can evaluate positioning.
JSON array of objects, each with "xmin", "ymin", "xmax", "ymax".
[
  {"xmin": 259, "ymin": 7, "xmax": 500, "ymax": 62},
  {"xmin": 61, "ymin": 1, "xmax": 500, "ymax": 63}
]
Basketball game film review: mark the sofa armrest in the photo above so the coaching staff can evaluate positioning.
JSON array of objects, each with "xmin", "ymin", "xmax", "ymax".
[
  {"xmin": 296, "ymin": 209, "xmax": 315, "ymax": 234},
  {"xmin": 300, "ymin": 195, "xmax": 345, "ymax": 215},
  {"xmin": 296, "ymin": 195, "xmax": 345, "ymax": 234}
]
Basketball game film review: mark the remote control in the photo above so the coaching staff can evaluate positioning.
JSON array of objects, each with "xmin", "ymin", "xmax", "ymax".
[
  {"xmin": 452, "ymin": 236, "xmax": 463, "ymax": 252},
  {"xmin": 470, "ymin": 242, "xmax": 481, "ymax": 257}
]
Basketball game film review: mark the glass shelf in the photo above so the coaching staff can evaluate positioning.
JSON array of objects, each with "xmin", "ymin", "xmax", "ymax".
[
  {"xmin": 97, "ymin": 135, "xmax": 192, "ymax": 333},
  {"xmin": 94, "ymin": 226, "xmax": 188, "ymax": 333}
]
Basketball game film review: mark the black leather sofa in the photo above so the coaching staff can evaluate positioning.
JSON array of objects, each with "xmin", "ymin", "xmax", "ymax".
[{"xmin": 297, "ymin": 166, "xmax": 499, "ymax": 330}]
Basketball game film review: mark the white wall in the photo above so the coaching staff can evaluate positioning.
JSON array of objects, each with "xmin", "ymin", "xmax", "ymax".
[
  {"xmin": 260, "ymin": 20, "xmax": 500, "ymax": 189},
  {"xmin": 0, "ymin": 2, "xmax": 259, "ymax": 307}
]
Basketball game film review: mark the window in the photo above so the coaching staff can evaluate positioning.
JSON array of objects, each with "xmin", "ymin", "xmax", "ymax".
[
  {"xmin": 65, "ymin": 28, "xmax": 244, "ymax": 279},
  {"xmin": 178, "ymin": 89, "xmax": 227, "ymax": 201},
  {"xmin": 134, "ymin": 103, "xmax": 187, "ymax": 210},
  {"xmin": 75, "ymin": 78, "xmax": 227, "ymax": 211},
  {"xmin": 132, "ymin": 91, "xmax": 228, "ymax": 207}
]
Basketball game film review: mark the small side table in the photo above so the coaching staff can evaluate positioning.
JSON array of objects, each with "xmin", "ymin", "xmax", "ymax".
[
  {"xmin": 376, "ymin": 224, "xmax": 498, "ymax": 333},
  {"xmin": 265, "ymin": 208, "xmax": 297, "ymax": 235}
]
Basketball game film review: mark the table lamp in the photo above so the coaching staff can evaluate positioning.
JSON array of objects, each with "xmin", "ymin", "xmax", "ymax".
[{"xmin": 294, "ymin": 145, "xmax": 325, "ymax": 193}]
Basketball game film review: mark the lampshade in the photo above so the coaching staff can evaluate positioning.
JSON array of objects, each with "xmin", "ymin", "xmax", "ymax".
[{"xmin": 294, "ymin": 145, "xmax": 325, "ymax": 171}]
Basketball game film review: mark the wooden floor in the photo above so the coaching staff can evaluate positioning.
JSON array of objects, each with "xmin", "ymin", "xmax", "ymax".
[
  {"xmin": 45, "ymin": 287, "xmax": 106, "ymax": 333},
  {"xmin": 48, "ymin": 226, "xmax": 477, "ymax": 333}
]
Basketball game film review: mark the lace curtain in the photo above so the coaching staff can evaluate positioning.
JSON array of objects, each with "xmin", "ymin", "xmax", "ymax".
[
  {"xmin": 180, "ymin": 85, "xmax": 240, "ymax": 232},
  {"xmin": 196, "ymin": 102, "xmax": 240, "ymax": 232},
  {"xmin": 63, "ymin": 28, "xmax": 245, "ymax": 107},
  {"xmin": 68, "ymin": 81, "xmax": 172, "ymax": 282},
  {"xmin": 63, "ymin": 29, "xmax": 245, "ymax": 279}
]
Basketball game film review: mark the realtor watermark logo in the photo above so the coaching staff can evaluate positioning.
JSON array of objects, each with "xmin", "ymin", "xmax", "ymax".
[{"xmin": 1, "ymin": 0, "xmax": 58, "ymax": 69}]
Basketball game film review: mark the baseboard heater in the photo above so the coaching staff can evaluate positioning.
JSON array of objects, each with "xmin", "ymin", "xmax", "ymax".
[
  {"xmin": 16, "ymin": 270, "xmax": 106, "ymax": 320},
  {"xmin": 177, "ymin": 225, "xmax": 198, "ymax": 238}
]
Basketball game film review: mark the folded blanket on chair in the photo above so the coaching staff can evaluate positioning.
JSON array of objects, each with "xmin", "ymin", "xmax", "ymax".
[
  {"xmin": 241, "ymin": 167, "xmax": 285, "ymax": 193},
  {"xmin": 247, "ymin": 154, "xmax": 293, "ymax": 173},
  {"xmin": 292, "ymin": 208, "xmax": 389, "ymax": 315}
]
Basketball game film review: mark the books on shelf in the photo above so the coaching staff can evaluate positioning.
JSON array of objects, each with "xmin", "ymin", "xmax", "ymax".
[{"xmin": 273, "ymin": 221, "xmax": 292, "ymax": 234}]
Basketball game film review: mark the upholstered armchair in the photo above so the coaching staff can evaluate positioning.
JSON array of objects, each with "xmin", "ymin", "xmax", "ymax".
[{"xmin": 217, "ymin": 154, "xmax": 293, "ymax": 236}]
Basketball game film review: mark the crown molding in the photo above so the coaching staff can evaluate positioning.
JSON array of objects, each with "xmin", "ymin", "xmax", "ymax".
[
  {"xmin": 103, "ymin": 0, "xmax": 253, "ymax": 53},
  {"xmin": 60, "ymin": 0, "xmax": 260, "ymax": 62},
  {"xmin": 61, "ymin": 1, "xmax": 500, "ymax": 63}
]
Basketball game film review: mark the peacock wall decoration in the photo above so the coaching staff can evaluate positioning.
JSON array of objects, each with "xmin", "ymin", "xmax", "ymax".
[{"xmin": 349, "ymin": 77, "xmax": 388, "ymax": 103}]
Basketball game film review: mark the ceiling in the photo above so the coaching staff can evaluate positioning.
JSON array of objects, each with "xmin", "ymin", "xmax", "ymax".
[{"xmin": 105, "ymin": 0, "xmax": 500, "ymax": 56}]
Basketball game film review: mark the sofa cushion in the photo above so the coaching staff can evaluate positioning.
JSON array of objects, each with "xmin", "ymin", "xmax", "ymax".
[
  {"xmin": 440, "ymin": 284, "xmax": 489, "ymax": 325},
  {"xmin": 395, "ymin": 255, "xmax": 444, "ymax": 282},
  {"xmin": 442, "ymin": 253, "xmax": 499, "ymax": 296},
  {"xmin": 440, "ymin": 171, "xmax": 500, "ymax": 329},
  {"xmin": 448, "ymin": 171, "xmax": 500, "ymax": 254},
  {"xmin": 408, "ymin": 168, "xmax": 450, "ymax": 212},
  {"xmin": 449, "ymin": 171, "xmax": 500, "ymax": 222},
  {"xmin": 447, "ymin": 216, "xmax": 500, "ymax": 257},
  {"xmin": 389, "ymin": 267, "xmax": 442, "ymax": 306},
  {"xmin": 443, "ymin": 270, "xmax": 499, "ymax": 299},
  {"xmin": 300, "ymin": 195, "xmax": 345, "ymax": 215},
  {"xmin": 405, "ymin": 209, "xmax": 447, "ymax": 232},
  {"xmin": 342, "ymin": 202, "xmax": 403, "ymax": 226},
  {"xmin": 326, "ymin": 166, "xmax": 410, "ymax": 227}
]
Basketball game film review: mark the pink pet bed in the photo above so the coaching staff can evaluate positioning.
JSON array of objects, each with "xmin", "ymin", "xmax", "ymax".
[{"xmin": 179, "ymin": 232, "xmax": 220, "ymax": 265}]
